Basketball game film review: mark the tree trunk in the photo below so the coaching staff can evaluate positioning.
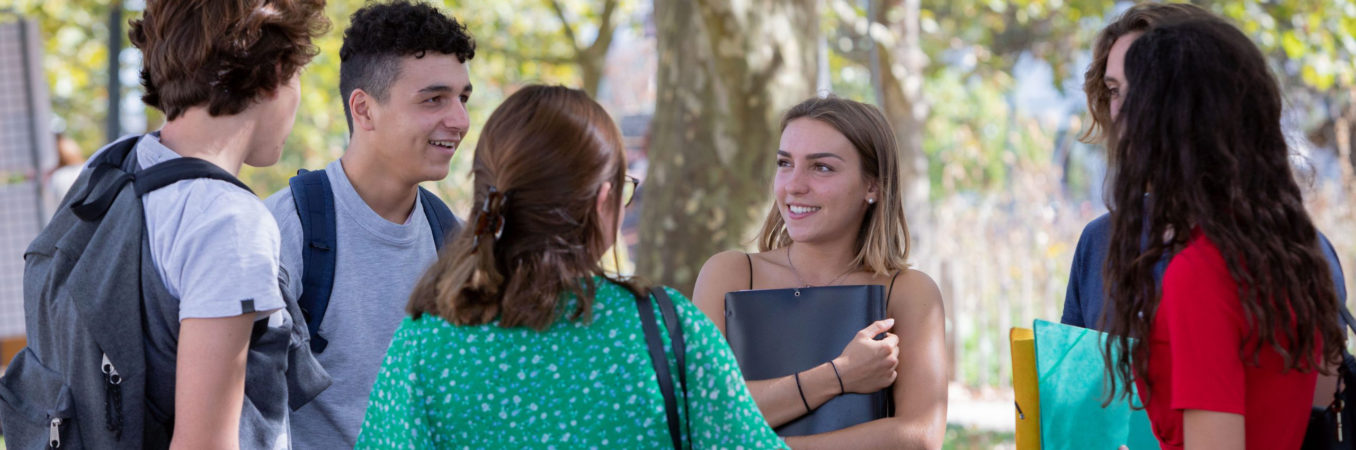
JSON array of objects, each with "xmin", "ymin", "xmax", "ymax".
[
  {"xmin": 873, "ymin": 0, "xmax": 929, "ymax": 235},
  {"xmin": 579, "ymin": 53, "xmax": 606, "ymax": 99},
  {"xmin": 1339, "ymin": 87, "xmax": 1356, "ymax": 199},
  {"xmin": 639, "ymin": 0, "xmax": 818, "ymax": 294}
]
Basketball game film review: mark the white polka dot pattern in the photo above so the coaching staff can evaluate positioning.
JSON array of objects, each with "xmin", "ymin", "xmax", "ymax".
[{"xmin": 356, "ymin": 278, "xmax": 787, "ymax": 449}]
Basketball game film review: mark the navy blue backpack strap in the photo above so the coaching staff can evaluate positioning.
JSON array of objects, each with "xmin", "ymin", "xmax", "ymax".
[
  {"xmin": 1318, "ymin": 232, "xmax": 1347, "ymax": 304},
  {"xmin": 418, "ymin": 186, "xmax": 461, "ymax": 251},
  {"xmin": 289, "ymin": 169, "xmax": 336, "ymax": 353}
]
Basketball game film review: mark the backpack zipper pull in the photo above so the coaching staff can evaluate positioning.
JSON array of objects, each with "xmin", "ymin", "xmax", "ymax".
[
  {"xmin": 101, "ymin": 353, "xmax": 121, "ymax": 384},
  {"xmin": 49, "ymin": 417, "xmax": 62, "ymax": 448},
  {"xmin": 101, "ymin": 353, "xmax": 124, "ymax": 439}
]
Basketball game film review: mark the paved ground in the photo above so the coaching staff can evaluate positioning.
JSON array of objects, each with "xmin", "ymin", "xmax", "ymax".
[{"xmin": 946, "ymin": 383, "xmax": 1016, "ymax": 432}]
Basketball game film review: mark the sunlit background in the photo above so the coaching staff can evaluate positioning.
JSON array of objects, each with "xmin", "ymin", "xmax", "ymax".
[{"xmin": 2, "ymin": 1, "xmax": 1354, "ymax": 447}]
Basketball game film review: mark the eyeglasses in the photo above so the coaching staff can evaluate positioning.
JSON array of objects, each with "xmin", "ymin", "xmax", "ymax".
[{"xmin": 622, "ymin": 175, "xmax": 640, "ymax": 208}]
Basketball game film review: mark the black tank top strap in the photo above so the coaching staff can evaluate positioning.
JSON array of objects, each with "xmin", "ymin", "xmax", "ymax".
[
  {"xmin": 886, "ymin": 270, "xmax": 902, "ymax": 307},
  {"xmin": 746, "ymin": 252, "xmax": 754, "ymax": 290}
]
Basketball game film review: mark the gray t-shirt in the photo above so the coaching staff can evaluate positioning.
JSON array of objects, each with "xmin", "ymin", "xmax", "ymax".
[
  {"xmin": 135, "ymin": 132, "xmax": 287, "ymax": 322},
  {"xmin": 265, "ymin": 159, "xmax": 439, "ymax": 450}
]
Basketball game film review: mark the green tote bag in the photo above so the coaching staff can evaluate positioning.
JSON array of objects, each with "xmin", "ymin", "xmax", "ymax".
[{"xmin": 1034, "ymin": 319, "xmax": 1160, "ymax": 449}]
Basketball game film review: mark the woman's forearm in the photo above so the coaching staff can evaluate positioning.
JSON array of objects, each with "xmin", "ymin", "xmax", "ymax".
[{"xmin": 748, "ymin": 360, "xmax": 845, "ymax": 428}]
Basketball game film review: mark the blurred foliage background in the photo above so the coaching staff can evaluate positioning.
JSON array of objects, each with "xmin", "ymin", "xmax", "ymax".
[{"xmin": 11, "ymin": 0, "xmax": 1356, "ymax": 437}]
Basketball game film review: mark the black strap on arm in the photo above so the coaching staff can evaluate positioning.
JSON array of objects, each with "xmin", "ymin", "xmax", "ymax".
[
  {"xmin": 636, "ymin": 287, "xmax": 689, "ymax": 449},
  {"xmin": 289, "ymin": 169, "xmax": 337, "ymax": 353},
  {"xmin": 651, "ymin": 287, "xmax": 691, "ymax": 447}
]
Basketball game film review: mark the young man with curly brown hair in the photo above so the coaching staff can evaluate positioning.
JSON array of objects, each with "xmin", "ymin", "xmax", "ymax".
[
  {"xmin": 263, "ymin": 2, "xmax": 476, "ymax": 448},
  {"xmin": 129, "ymin": 0, "xmax": 329, "ymax": 448}
]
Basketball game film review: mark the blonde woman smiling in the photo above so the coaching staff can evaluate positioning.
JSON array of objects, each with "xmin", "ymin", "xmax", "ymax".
[{"xmin": 693, "ymin": 96, "xmax": 947, "ymax": 449}]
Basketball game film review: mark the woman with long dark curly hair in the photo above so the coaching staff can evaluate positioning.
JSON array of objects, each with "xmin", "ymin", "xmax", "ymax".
[{"xmin": 1100, "ymin": 19, "xmax": 1344, "ymax": 449}]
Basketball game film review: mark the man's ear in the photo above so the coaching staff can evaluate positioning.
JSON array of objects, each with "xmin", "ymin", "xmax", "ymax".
[{"xmin": 350, "ymin": 89, "xmax": 378, "ymax": 132}]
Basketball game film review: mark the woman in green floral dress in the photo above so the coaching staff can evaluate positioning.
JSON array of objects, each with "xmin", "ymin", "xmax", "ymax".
[{"xmin": 357, "ymin": 85, "xmax": 785, "ymax": 449}]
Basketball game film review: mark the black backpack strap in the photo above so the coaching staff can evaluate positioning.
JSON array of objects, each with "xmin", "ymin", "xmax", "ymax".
[
  {"xmin": 70, "ymin": 137, "xmax": 139, "ymax": 221},
  {"xmin": 417, "ymin": 186, "xmax": 461, "ymax": 251},
  {"xmin": 133, "ymin": 157, "xmax": 252, "ymax": 196},
  {"xmin": 637, "ymin": 287, "xmax": 689, "ymax": 449},
  {"xmin": 71, "ymin": 138, "xmax": 254, "ymax": 220},
  {"xmin": 288, "ymin": 169, "xmax": 336, "ymax": 353}
]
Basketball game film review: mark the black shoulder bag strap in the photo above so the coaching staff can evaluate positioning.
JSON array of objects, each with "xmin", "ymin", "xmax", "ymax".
[
  {"xmin": 652, "ymin": 287, "xmax": 691, "ymax": 445},
  {"xmin": 636, "ymin": 287, "xmax": 690, "ymax": 449},
  {"xmin": 288, "ymin": 169, "xmax": 337, "ymax": 353}
]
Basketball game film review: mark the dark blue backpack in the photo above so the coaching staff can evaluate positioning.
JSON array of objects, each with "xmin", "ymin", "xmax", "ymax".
[{"xmin": 287, "ymin": 169, "xmax": 461, "ymax": 353}]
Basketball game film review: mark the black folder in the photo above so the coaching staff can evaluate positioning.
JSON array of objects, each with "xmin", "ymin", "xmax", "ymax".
[{"xmin": 724, "ymin": 284, "xmax": 893, "ymax": 436}]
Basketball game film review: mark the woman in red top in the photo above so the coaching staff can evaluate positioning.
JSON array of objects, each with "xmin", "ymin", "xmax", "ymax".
[{"xmin": 1100, "ymin": 19, "xmax": 1344, "ymax": 449}]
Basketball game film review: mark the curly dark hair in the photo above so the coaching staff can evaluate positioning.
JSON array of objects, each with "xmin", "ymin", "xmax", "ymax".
[
  {"xmin": 339, "ymin": 0, "xmax": 476, "ymax": 133},
  {"xmin": 130, "ymin": 0, "xmax": 330, "ymax": 120},
  {"xmin": 1100, "ymin": 19, "xmax": 1343, "ymax": 404}
]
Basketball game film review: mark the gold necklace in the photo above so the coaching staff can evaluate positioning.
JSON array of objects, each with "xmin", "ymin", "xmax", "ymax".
[{"xmin": 785, "ymin": 244, "xmax": 858, "ymax": 296}]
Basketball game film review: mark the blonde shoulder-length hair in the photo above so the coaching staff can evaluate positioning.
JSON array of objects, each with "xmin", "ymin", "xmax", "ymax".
[{"xmin": 756, "ymin": 96, "xmax": 911, "ymax": 276}]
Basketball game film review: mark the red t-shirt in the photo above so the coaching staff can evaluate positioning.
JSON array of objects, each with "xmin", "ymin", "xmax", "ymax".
[{"xmin": 1136, "ymin": 229, "xmax": 1317, "ymax": 449}]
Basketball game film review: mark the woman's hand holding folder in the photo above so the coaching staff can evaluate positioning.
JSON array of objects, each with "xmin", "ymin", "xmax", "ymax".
[{"xmin": 833, "ymin": 318, "xmax": 900, "ymax": 393}]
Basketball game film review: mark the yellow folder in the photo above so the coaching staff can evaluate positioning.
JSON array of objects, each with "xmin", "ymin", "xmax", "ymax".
[{"xmin": 1011, "ymin": 327, "xmax": 1040, "ymax": 450}]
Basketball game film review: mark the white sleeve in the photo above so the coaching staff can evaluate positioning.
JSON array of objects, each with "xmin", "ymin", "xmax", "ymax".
[{"xmin": 165, "ymin": 187, "xmax": 286, "ymax": 321}]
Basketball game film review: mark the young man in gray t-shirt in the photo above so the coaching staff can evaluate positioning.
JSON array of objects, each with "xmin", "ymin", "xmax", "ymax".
[{"xmin": 264, "ymin": 3, "xmax": 476, "ymax": 448}]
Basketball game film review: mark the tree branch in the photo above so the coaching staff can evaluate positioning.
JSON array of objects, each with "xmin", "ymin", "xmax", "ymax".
[
  {"xmin": 545, "ymin": 0, "xmax": 584, "ymax": 55},
  {"xmin": 584, "ymin": 0, "xmax": 620, "ymax": 59},
  {"xmin": 483, "ymin": 43, "xmax": 576, "ymax": 65}
]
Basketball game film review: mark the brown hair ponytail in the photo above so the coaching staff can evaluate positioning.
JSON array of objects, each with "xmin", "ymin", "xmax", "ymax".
[{"xmin": 407, "ymin": 85, "xmax": 643, "ymax": 330}]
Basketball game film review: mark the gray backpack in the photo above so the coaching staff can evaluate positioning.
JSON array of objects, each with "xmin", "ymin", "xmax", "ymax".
[{"xmin": 0, "ymin": 136, "xmax": 330, "ymax": 449}]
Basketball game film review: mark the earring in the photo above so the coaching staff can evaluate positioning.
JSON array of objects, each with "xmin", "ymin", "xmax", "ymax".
[{"xmin": 867, "ymin": 198, "xmax": 876, "ymax": 204}]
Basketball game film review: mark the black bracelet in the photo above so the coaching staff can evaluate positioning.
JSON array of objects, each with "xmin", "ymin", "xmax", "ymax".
[
  {"xmin": 829, "ymin": 360, "xmax": 845, "ymax": 395},
  {"xmin": 794, "ymin": 371, "xmax": 812, "ymax": 412}
]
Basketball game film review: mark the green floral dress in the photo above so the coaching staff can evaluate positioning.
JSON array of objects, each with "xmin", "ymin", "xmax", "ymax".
[{"xmin": 356, "ymin": 278, "xmax": 786, "ymax": 449}]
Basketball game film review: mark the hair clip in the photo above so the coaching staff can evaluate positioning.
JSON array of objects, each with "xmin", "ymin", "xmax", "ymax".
[{"xmin": 471, "ymin": 186, "xmax": 509, "ymax": 250}]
